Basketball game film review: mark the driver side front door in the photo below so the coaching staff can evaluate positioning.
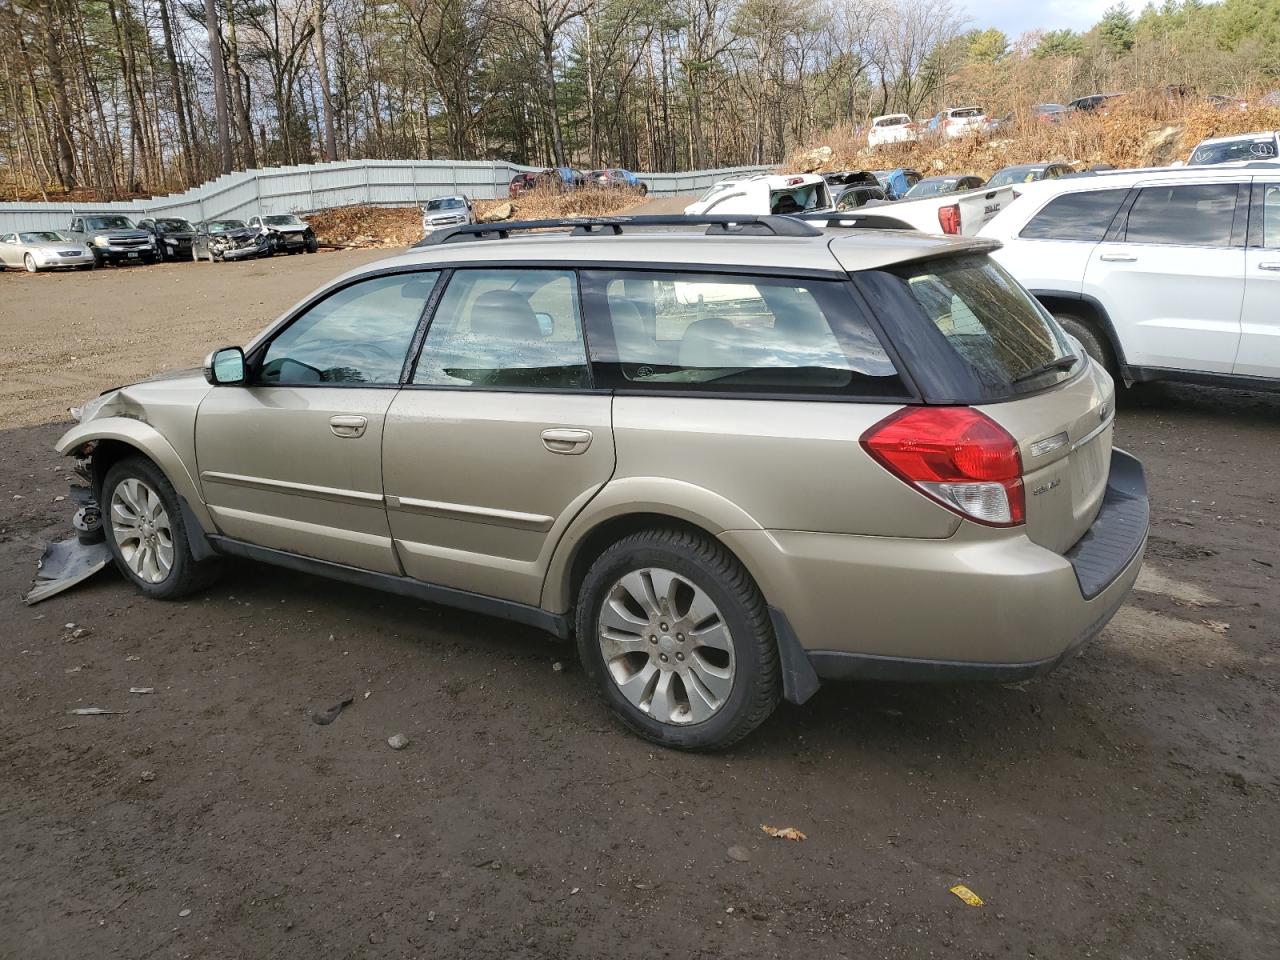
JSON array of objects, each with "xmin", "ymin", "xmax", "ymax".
[{"xmin": 195, "ymin": 270, "xmax": 439, "ymax": 573}]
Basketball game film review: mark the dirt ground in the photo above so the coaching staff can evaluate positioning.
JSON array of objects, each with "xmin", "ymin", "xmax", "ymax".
[{"xmin": 1, "ymin": 237, "xmax": 1278, "ymax": 959}]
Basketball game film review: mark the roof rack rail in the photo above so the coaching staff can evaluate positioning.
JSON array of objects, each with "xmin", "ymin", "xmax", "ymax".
[
  {"xmin": 795, "ymin": 212, "xmax": 915, "ymax": 231},
  {"xmin": 413, "ymin": 214, "xmax": 822, "ymax": 247}
]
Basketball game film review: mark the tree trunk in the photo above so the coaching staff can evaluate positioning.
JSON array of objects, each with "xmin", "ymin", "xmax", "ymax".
[
  {"xmin": 156, "ymin": 0, "xmax": 195, "ymax": 182},
  {"xmin": 312, "ymin": 0, "xmax": 338, "ymax": 161},
  {"xmin": 203, "ymin": 0, "xmax": 233, "ymax": 174},
  {"xmin": 42, "ymin": 3, "xmax": 76, "ymax": 189},
  {"xmin": 225, "ymin": 2, "xmax": 257, "ymax": 168},
  {"xmin": 542, "ymin": 37, "xmax": 567, "ymax": 168}
]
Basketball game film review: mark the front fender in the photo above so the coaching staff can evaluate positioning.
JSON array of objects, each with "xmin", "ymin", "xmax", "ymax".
[{"xmin": 56, "ymin": 417, "xmax": 214, "ymax": 531}]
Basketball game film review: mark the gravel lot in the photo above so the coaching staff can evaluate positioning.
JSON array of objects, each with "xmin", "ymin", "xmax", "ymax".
[{"xmin": 1, "ymin": 243, "xmax": 1278, "ymax": 959}]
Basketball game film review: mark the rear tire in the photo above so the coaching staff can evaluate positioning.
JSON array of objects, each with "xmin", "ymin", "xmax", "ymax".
[
  {"xmin": 575, "ymin": 528, "xmax": 780, "ymax": 751},
  {"xmin": 1055, "ymin": 313, "xmax": 1117, "ymax": 379},
  {"xmin": 101, "ymin": 456, "xmax": 220, "ymax": 600}
]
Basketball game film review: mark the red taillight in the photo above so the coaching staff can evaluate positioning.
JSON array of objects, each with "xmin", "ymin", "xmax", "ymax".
[
  {"xmin": 938, "ymin": 203, "xmax": 961, "ymax": 234},
  {"xmin": 860, "ymin": 407, "xmax": 1025, "ymax": 526}
]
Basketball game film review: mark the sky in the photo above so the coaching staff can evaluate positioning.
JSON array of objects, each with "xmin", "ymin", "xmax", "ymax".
[{"xmin": 970, "ymin": 0, "xmax": 1118, "ymax": 39}]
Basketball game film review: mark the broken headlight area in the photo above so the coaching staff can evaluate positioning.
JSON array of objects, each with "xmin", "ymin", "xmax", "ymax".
[{"xmin": 24, "ymin": 484, "xmax": 112, "ymax": 605}]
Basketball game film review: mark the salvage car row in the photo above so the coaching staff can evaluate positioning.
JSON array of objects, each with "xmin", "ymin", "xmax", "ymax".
[{"xmin": 0, "ymin": 212, "xmax": 319, "ymax": 272}]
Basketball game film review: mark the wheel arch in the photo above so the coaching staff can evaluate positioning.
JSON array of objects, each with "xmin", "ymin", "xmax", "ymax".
[
  {"xmin": 56, "ymin": 418, "xmax": 214, "ymax": 533},
  {"xmin": 542, "ymin": 479, "xmax": 771, "ymax": 617},
  {"xmin": 1031, "ymin": 290, "xmax": 1128, "ymax": 370}
]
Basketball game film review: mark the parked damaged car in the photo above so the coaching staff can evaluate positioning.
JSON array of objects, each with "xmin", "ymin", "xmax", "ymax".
[
  {"xmin": 192, "ymin": 219, "xmax": 269, "ymax": 262},
  {"xmin": 247, "ymin": 214, "xmax": 319, "ymax": 254},
  {"xmin": 138, "ymin": 217, "xmax": 198, "ymax": 262}
]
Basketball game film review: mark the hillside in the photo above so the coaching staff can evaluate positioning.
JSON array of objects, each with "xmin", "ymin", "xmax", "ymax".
[{"xmin": 786, "ymin": 100, "xmax": 1280, "ymax": 178}]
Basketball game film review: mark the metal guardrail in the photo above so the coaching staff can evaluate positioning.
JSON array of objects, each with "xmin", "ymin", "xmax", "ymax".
[{"xmin": 0, "ymin": 161, "xmax": 774, "ymax": 233}]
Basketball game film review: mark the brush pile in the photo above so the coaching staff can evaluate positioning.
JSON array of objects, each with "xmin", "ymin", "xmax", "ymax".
[{"xmin": 308, "ymin": 187, "xmax": 647, "ymax": 249}]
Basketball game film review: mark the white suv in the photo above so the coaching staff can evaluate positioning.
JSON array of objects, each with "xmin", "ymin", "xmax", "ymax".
[{"xmin": 980, "ymin": 164, "xmax": 1280, "ymax": 388}]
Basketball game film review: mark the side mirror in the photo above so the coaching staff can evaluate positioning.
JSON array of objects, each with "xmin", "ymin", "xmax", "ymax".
[
  {"xmin": 203, "ymin": 346, "xmax": 246, "ymax": 385},
  {"xmin": 535, "ymin": 312, "xmax": 555, "ymax": 337},
  {"xmin": 1169, "ymin": 160, "xmax": 1185, "ymax": 168}
]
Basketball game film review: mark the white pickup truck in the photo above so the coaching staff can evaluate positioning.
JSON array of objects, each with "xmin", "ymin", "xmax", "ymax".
[{"xmin": 811, "ymin": 183, "xmax": 1014, "ymax": 236}]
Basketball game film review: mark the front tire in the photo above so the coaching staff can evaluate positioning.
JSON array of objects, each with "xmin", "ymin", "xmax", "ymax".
[
  {"xmin": 102, "ymin": 456, "xmax": 220, "ymax": 600},
  {"xmin": 305, "ymin": 235, "xmax": 318, "ymax": 253},
  {"xmin": 24, "ymin": 253, "xmax": 38, "ymax": 273},
  {"xmin": 575, "ymin": 528, "xmax": 780, "ymax": 750}
]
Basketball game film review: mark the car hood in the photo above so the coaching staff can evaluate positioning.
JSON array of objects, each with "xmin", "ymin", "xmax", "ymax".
[
  {"xmin": 26, "ymin": 240, "xmax": 87, "ymax": 251},
  {"xmin": 264, "ymin": 223, "xmax": 309, "ymax": 233},
  {"xmin": 212, "ymin": 229, "xmax": 257, "ymax": 241}
]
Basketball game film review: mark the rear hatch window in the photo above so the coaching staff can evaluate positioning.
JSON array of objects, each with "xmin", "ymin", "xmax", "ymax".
[{"xmin": 856, "ymin": 255, "xmax": 1078, "ymax": 403}]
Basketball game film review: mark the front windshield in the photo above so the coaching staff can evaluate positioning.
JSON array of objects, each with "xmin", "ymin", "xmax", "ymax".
[
  {"xmin": 1190, "ymin": 139, "xmax": 1277, "ymax": 165},
  {"xmin": 156, "ymin": 219, "xmax": 194, "ymax": 233},
  {"xmin": 987, "ymin": 168, "xmax": 1039, "ymax": 187},
  {"xmin": 208, "ymin": 220, "xmax": 246, "ymax": 233},
  {"xmin": 905, "ymin": 179, "xmax": 959, "ymax": 199},
  {"xmin": 20, "ymin": 231, "xmax": 65, "ymax": 243},
  {"xmin": 425, "ymin": 198, "xmax": 464, "ymax": 211},
  {"xmin": 263, "ymin": 214, "xmax": 303, "ymax": 225},
  {"xmin": 85, "ymin": 216, "xmax": 135, "ymax": 230}
]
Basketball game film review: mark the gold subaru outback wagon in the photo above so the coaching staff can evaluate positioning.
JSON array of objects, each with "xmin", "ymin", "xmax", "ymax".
[{"xmin": 60, "ymin": 214, "xmax": 1148, "ymax": 749}]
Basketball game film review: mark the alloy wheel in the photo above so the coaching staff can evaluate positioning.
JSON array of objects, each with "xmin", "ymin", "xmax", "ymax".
[
  {"xmin": 109, "ymin": 477, "xmax": 175, "ymax": 584},
  {"xmin": 597, "ymin": 568, "xmax": 735, "ymax": 725},
  {"xmin": 24, "ymin": 254, "xmax": 36, "ymax": 273}
]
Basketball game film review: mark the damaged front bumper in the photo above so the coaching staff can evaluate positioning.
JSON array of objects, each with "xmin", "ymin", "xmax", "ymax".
[{"xmin": 24, "ymin": 485, "xmax": 112, "ymax": 605}]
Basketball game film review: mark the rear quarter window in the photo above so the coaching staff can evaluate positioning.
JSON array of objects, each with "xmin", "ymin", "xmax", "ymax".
[
  {"xmin": 1122, "ymin": 183, "xmax": 1238, "ymax": 247},
  {"xmin": 1018, "ymin": 189, "xmax": 1129, "ymax": 242},
  {"xmin": 580, "ymin": 270, "xmax": 908, "ymax": 398},
  {"xmin": 855, "ymin": 255, "xmax": 1078, "ymax": 402}
]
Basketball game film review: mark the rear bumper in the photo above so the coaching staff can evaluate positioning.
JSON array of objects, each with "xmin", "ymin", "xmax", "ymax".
[{"xmin": 722, "ymin": 450, "xmax": 1148, "ymax": 694}]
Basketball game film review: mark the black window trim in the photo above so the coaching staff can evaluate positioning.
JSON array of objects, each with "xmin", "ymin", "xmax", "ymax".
[
  {"xmin": 579, "ymin": 266, "xmax": 921, "ymax": 404},
  {"xmin": 1118, "ymin": 180, "xmax": 1248, "ymax": 249},
  {"xmin": 403, "ymin": 264, "xmax": 598, "ymax": 393}
]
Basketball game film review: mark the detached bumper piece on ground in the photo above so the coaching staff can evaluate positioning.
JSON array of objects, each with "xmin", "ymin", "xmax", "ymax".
[{"xmin": 24, "ymin": 486, "xmax": 111, "ymax": 605}]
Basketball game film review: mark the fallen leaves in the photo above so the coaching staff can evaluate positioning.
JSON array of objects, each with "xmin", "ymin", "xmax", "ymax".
[
  {"xmin": 949, "ymin": 884, "xmax": 984, "ymax": 907},
  {"xmin": 760, "ymin": 824, "xmax": 807, "ymax": 841}
]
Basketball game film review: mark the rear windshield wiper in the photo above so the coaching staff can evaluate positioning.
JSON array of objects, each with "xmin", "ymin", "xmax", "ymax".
[{"xmin": 1011, "ymin": 354, "xmax": 1078, "ymax": 386}]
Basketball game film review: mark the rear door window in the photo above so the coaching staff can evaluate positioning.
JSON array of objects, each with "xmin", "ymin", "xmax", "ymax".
[
  {"xmin": 856, "ymin": 255, "xmax": 1077, "ymax": 401},
  {"xmin": 412, "ymin": 268, "xmax": 589, "ymax": 390},
  {"xmin": 581, "ymin": 270, "xmax": 907, "ymax": 398},
  {"xmin": 1019, "ymin": 189, "xmax": 1128, "ymax": 242},
  {"xmin": 1122, "ymin": 183, "xmax": 1238, "ymax": 247}
]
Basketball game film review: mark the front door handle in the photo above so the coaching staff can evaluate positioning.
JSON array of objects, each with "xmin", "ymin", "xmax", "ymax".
[
  {"xmin": 329, "ymin": 415, "xmax": 368, "ymax": 438},
  {"xmin": 1099, "ymin": 253, "xmax": 1137, "ymax": 263},
  {"xmin": 541, "ymin": 428, "xmax": 593, "ymax": 455},
  {"xmin": 1259, "ymin": 262, "xmax": 1280, "ymax": 272}
]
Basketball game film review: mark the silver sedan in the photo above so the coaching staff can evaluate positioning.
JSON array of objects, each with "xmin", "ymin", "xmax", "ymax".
[{"xmin": 0, "ymin": 231, "xmax": 95, "ymax": 272}]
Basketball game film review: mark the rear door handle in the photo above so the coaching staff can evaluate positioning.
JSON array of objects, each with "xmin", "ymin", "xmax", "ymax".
[
  {"xmin": 541, "ymin": 428, "xmax": 593, "ymax": 455},
  {"xmin": 329, "ymin": 415, "xmax": 368, "ymax": 438},
  {"xmin": 1258, "ymin": 262, "xmax": 1280, "ymax": 272},
  {"xmin": 1099, "ymin": 253, "xmax": 1137, "ymax": 263}
]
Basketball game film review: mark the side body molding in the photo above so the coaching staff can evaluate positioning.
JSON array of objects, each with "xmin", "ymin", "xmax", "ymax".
[{"xmin": 56, "ymin": 417, "xmax": 215, "ymax": 532}]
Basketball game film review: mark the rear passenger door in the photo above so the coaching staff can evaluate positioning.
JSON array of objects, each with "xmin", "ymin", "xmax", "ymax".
[
  {"xmin": 1085, "ymin": 180, "xmax": 1246, "ymax": 373},
  {"xmin": 991, "ymin": 187, "xmax": 1129, "ymax": 296},
  {"xmin": 1235, "ymin": 178, "xmax": 1280, "ymax": 378},
  {"xmin": 382, "ymin": 268, "xmax": 614, "ymax": 606}
]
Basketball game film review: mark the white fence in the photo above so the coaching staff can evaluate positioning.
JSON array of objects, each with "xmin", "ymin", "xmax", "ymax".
[{"xmin": 0, "ymin": 160, "xmax": 774, "ymax": 234}]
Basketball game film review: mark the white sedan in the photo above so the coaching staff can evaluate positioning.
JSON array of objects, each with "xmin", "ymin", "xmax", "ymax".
[{"xmin": 0, "ymin": 230, "xmax": 95, "ymax": 272}]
